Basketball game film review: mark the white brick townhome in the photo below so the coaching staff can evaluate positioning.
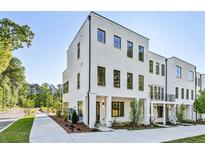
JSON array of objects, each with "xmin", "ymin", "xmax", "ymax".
[{"xmin": 62, "ymin": 12, "xmax": 205, "ymax": 128}]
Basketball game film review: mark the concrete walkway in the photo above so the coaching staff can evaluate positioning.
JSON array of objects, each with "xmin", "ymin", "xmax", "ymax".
[{"xmin": 30, "ymin": 113, "xmax": 205, "ymax": 143}]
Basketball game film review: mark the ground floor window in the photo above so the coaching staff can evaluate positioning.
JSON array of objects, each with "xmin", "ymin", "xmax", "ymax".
[
  {"xmin": 112, "ymin": 102, "xmax": 124, "ymax": 117},
  {"xmin": 77, "ymin": 101, "xmax": 83, "ymax": 120},
  {"xmin": 157, "ymin": 106, "xmax": 163, "ymax": 118}
]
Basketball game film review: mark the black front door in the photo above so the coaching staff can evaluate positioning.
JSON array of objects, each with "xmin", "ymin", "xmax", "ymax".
[{"xmin": 96, "ymin": 102, "xmax": 100, "ymax": 123}]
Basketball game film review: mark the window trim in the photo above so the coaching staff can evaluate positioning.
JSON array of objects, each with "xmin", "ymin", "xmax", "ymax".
[
  {"xmin": 111, "ymin": 101, "xmax": 124, "ymax": 117},
  {"xmin": 127, "ymin": 72, "xmax": 133, "ymax": 89},
  {"xmin": 138, "ymin": 75, "xmax": 144, "ymax": 91},
  {"xmin": 97, "ymin": 66, "xmax": 106, "ymax": 86},
  {"xmin": 113, "ymin": 70, "xmax": 120, "ymax": 88},
  {"xmin": 77, "ymin": 42, "xmax": 80, "ymax": 59},
  {"xmin": 114, "ymin": 35, "xmax": 121, "ymax": 49},
  {"xmin": 127, "ymin": 41, "xmax": 133, "ymax": 58},
  {"xmin": 149, "ymin": 60, "xmax": 153, "ymax": 73},
  {"xmin": 176, "ymin": 65, "xmax": 182, "ymax": 78},
  {"xmin": 161, "ymin": 64, "xmax": 165, "ymax": 76},
  {"xmin": 156, "ymin": 62, "xmax": 160, "ymax": 75},
  {"xmin": 77, "ymin": 73, "xmax": 80, "ymax": 89},
  {"xmin": 139, "ymin": 45, "xmax": 144, "ymax": 62},
  {"xmin": 97, "ymin": 28, "xmax": 106, "ymax": 43}
]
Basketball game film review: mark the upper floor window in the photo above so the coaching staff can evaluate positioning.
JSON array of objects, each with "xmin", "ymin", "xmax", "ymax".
[
  {"xmin": 77, "ymin": 42, "xmax": 80, "ymax": 59},
  {"xmin": 191, "ymin": 90, "xmax": 194, "ymax": 100},
  {"xmin": 186, "ymin": 89, "xmax": 189, "ymax": 100},
  {"xmin": 127, "ymin": 72, "xmax": 133, "ymax": 89},
  {"xmin": 97, "ymin": 28, "xmax": 106, "ymax": 43},
  {"xmin": 176, "ymin": 65, "xmax": 182, "ymax": 78},
  {"xmin": 139, "ymin": 46, "xmax": 144, "ymax": 61},
  {"xmin": 77, "ymin": 73, "xmax": 80, "ymax": 89},
  {"xmin": 198, "ymin": 78, "xmax": 201, "ymax": 87},
  {"xmin": 127, "ymin": 41, "xmax": 133, "ymax": 58},
  {"xmin": 97, "ymin": 66, "xmax": 106, "ymax": 86},
  {"xmin": 113, "ymin": 70, "xmax": 120, "ymax": 88},
  {"xmin": 63, "ymin": 81, "xmax": 69, "ymax": 94},
  {"xmin": 181, "ymin": 88, "xmax": 184, "ymax": 99},
  {"xmin": 138, "ymin": 75, "xmax": 144, "ymax": 91},
  {"xmin": 175, "ymin": 87, "xmax": 179, "ymax": 99},
  {"xmin": 161, "ymin": 64, "xmax": 165, "ymax": 76},
  {"xmin": 149, "ymin": 60, "xmax": 153, "ymax": 73},
  {"xmin": 156, "ymin": 62, "xmax": 160, "ymax": 75},
  {"xmin": 189, "ymin": 71, "xmax": 194, "ymax": 81},
  {"xmin": 114, "ymin": 35, "xmax": 121, "ymax": 49}
]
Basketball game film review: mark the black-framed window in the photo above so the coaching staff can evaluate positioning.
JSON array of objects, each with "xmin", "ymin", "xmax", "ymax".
[
  {"xmin": 176, "ymin": 65, "xmax": 182, "ymax": 78},
  {"xmin": 77, "ymin": 42, "xmax": 80, "ymax": 59},
  {"xmin": 157, "ymin": 106, "xmax": 163, "ymax": 118},
  {"xmin": 150, "ymin": 86, "xmax": 154, "ymax": 100},
  {"xmin": 154, "ymin": 86, "xmax": 157, "ymax": 99},
  {"xmin": 63, "ymin": 81, "xmax": 69, "ymax": 94},
  {"xmin": 114, "ymin": 35, "xmax": 121, "ymax": 49},
  {"xmin": 127, "ymin": 41, "xmax": 133, "ymax": 58},
  {"xmin": 175, "ymin": 87, "xmax": 179, "ymax": 99},
  {"xmin": 139, "ymin": 46, "xmax": 144, "ymax": 61},
  {"xmin": 161, "ymin": 87, "xmax": 164, "ymax": 100},
  {"xmin": 186, "ymin": 89, "xmax": 189, "ymax": 100},
  {"xmin": 113, "ymin": 70, "xmax": 120, "ymax": 88},
  {"xmin": 97, "ymin": 66, "xmax": 106, "ymax": 86},
  {"xmin": 77, "ymin": 101, "xmax": 83, "ymax": 118},
  {"xmin": 138, "ymin": 75, "xmax": 144, "ymax": 91},
  {"xmin": 77, "ymin": 73, "xmax": 80, "ymax": 89},
  {"xmin": 156, "ymin": 62, "xmax": 160, "ymax": 75},
  {"xmin": 181, "ymin": 88, "xmax": 184, "ymax": 99},
  {"xmin": 161, "ymin": 64, "xmax": 165, "ymax": 76},
  {"xmin": 112, "ymin": 102, "xmax": 124, "ymax": 117},
  {"xmin": 158, "ymin": 87, "xmax": 161, "ymax": 100},
  {"xmin": 191, "ymin": 90, "xmax": 194, "ymax": 100},
  {"xmin": 97, "ymin": 28, "xmax": 106, "ymax": 43},
  {"xmin": 149, "ymin": 60, "xmax": 153, "ymax": 73},
  {"xmin": 127, "ymin": 72, "xmax": 133, "ymax": 89}
]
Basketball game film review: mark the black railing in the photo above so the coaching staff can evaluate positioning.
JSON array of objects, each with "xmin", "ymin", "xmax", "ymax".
[{"xmin": 150, "ymin": 92, "xmax": 175, "ymax": 102}]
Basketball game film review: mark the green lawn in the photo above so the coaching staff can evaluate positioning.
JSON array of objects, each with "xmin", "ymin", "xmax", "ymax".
[
  {"xmin": 0, "ymin": 116, "xmax": 34, "ymax": 143},
  {"xmin": 165, "ymin": 134, "xmax": 205, "ymax": 143}
]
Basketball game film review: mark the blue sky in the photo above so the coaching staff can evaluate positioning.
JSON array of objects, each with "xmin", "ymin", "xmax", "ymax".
[{"xmin": 0, "ymin": 11, "xmax": 205, "ymax": 86}]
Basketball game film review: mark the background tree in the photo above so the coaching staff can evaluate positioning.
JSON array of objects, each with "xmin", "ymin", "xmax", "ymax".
[
  {"xmin": 194, "ymin": 90, "xmax": 205, "ymax": 120},
  {"xmin": 0, "ymin": 18, "xmax": 34, "ymax": 74}
]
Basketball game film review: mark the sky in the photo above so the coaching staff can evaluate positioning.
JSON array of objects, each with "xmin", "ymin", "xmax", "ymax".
[{"xmin": 0, "ymin": 11, "xmax": 205, "ymax": 86}]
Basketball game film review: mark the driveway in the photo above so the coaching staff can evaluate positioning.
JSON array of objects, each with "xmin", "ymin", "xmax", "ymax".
[{"xmin": 30, "ymin": 113, "xmax": 205, "ymax": 143}]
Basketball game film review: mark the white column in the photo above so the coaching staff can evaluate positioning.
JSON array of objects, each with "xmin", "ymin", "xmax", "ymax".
[
  {"xmin": 173, "ymin": 104, "xmax": 177, "ymax": 124},
  {"xmin": 163, "ymin": 103, "xmax": 166, "ymax": 125},
  {"xmin": 89, "ymin": 93, "xmax": 96, "ymax": 128},
  {"xmin": 106, "ymin": 96, "xmax": 112, "ymax": 127},
  {"xmin": 189, "ymin": 105, "xmax": 192, "ymax": 120},
  {"xmin": 144, "ymin": 98, "xmax": 150, "ymax": 125}
]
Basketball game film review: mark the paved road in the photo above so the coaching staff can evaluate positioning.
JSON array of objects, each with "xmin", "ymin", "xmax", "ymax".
[{"xmin": 30, "ymin": 113, "xmax": 205, "ymax": 143}]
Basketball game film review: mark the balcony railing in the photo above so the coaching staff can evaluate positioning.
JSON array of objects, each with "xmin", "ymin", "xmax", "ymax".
[{"xmin": 150, "ymin": 92, "xmax": 175, "ymax": 102}]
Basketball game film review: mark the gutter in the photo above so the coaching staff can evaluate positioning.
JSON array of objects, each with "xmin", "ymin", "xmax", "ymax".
[{"xmin": 87, "ymin": 15, "xmax": 91, "ymax": 126}]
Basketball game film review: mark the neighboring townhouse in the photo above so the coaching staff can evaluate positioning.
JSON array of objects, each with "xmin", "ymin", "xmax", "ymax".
[{"xmin": 63, "ymin": 11, "xmax": 204, "ymax": 128}]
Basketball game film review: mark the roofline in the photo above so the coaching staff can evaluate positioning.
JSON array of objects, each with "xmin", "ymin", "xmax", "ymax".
[
  {"xmin": 167, "ymin": 56, "xmax": 196, "ymax": 67},
  {"xmin": 148, "ymin": 50, "xmax": 167, "ymax": 59},
  {"xmin": 90, "ymin": 11, "xmax": 149, "ymax": 40}
]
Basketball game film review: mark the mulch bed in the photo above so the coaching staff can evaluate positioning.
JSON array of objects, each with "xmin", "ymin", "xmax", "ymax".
[{"xmin": 49, "ymin": 115, "xmax": 100, "ymax": 133}]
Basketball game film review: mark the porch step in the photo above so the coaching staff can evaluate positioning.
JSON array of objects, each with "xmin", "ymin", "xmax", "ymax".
[{"xmin": 98, "ymin": 126, "xmax": 114, "ymax": 132}]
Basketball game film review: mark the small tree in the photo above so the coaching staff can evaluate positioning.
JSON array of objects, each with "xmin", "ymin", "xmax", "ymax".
[
  {"xmin": 176, "ymin": 104, "xmax": 185, "ymax": 122},
  {"xmin": 129, "ymin": 99, "xmax": 143, "ymax": 126},
  {"xmin": 72, "ymin": 110, "xmax": 78, "ymax": 124},
  {"xmin": 194, "ymin": 90, "xmax": 205, "ymax": 120}
]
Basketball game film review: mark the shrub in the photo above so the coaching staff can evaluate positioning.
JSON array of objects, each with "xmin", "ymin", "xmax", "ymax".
[
  {"xmin": 63, "ymin": 111, "xmax": 68, "ymax": 121},
  {"xmin": 176, "ymin": 104, "xmax": 185, "ymax": 123},
  {"xmin": 129, "ymin": 99, "xmax": 143, "ymax": 126},
  {"xmin": 56, "ymin": 109, "xmax": 62, "ymax": 117},
  {"xmin": 40, "ymin": 106, "xmax": 48, "ymax": 112},
  {"xmin": 72, "ymin": 110, "xmax": 78, "ymax": 124}
]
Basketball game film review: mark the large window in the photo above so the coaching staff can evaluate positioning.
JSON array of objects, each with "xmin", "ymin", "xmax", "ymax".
[
  {"xmin": 156, "ymin": 62, "xmax": 160, "ymax": 75},
  {"xmin": 77, "ymin": 101, "xmax": 83, "ymax": 119},
  {"xmin": 97, "ymin": 28, "xmax": 106, "ymax": 43},
  {"xmin": 150, "ymin": 86, "xmax": 154, "ymax": 100},
  {"xmin": 154, "ymin": 86, "xmax": 157, "ymax": 99},
  {"xmin": 113, "ymin": 70, "xmax": 120, "ymax": 88},
  {"xmin": 157, "ymin": 106, "xmax": 163, "ymax": 118},
  {"xmin": 127, "ymin": 73, "xmax": 133, "ymax": 89},
  {"xmin": 181, "ymin": 88, "xmax": 184, "ymax": 99},
  {"xmin": 112, "ymin": 102, "xmax": 124, "ymax": 117},
  {"xmin": 189, "ymin": 71, "xmax": 194, "ymax": 81},
  {"xmin": 77, "ymin": 42, "xmax": 80, "ymax": 59},
  {"xmin": 191, "ymin": 90, "xmax": 194, "ymax": 100},
  {"xmin": 138, "ymin": 75, "xmax": 144, "ymax": 91},
  {"xmin": 176, "ymin": 65, "xmax": 182, "ymax": 78},
  {"xmin": 161, "ymin": 87, "xmax": 164, "ymax": 100},
  {"xmin": 161, "ymin": 64, "xmax": 165, "ymax": 76},
  {"xmin": 77, "ymin": 73, "xmax": 80, "ymax": 89},
  {"xmin": 114, "ymin": 35, "xmax": 121, "ymax": 49},
  {"xmin": 186, "ymin": 89, "xmax": 189, "ymax": 100},
  {"xmin": 149, "ymin": 60, "xmax": 153, "ymax": 73},
  {"xmin": 175, "ymin": 87, "xmax": 179, "ymax": 99},
  {"xmin": 127, "ymin": 41, "xmax": 133, "ymax": 58},
  {"xmin": 139, "ymin": 46, "xmax": 144, "ymax": 61},
  {"xmin": 97, "ymin": 66, "xmax": 106, "ymax": 86},
  {"xmin": 63, "ymin": 81, "xmax": 69, "ymax": 94}
]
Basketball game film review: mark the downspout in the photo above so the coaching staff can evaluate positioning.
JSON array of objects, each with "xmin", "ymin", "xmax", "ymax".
[
  {"xmin": 87, "ymin": 15, "xmax": 91, "ymax": 126},
  {"xmin": 165, "ymin": 59, "xmax": 168, "ymax": 101}
]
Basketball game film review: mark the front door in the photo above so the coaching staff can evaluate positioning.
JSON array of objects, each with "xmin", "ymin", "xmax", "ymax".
[{"xmin": 96, "ymin": 102, "xmax": 100, "ymax": 123}]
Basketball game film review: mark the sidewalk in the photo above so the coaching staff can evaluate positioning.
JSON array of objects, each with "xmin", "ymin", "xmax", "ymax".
[{"xmin": 30, "ymin": 112, "xmax": 75, "ymax": 143}]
